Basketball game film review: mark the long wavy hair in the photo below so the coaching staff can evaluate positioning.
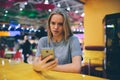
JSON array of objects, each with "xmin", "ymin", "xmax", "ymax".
[{"xmin": 47, "ymin": 8, "xmax": 73, "ymax": 43}]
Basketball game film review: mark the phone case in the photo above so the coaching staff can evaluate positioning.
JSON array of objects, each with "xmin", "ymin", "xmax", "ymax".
[{"xmin": 41, "ymin": 48, "xmax": 55, "ymax": 62}]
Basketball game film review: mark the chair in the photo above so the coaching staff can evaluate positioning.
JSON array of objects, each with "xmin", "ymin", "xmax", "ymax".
[
  {"xmin": 0, "ymin": 49, "xmax": 5, "ymax": 58},
  {"xmin": 13, "ymin": 51, "xmax": 22, "ymax": 59},
  {"xmin": 81, "ymin": 49, "xmax": 106, "ymax": 78},
  {"xmin": 5, "ymin": 54, "xmax": 13, "ymax": 59}
]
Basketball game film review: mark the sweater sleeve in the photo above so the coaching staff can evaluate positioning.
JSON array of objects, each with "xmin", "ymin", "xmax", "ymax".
[{"xmin": 70, "ymin": 36, "xmax": 82, "ymax": 57}]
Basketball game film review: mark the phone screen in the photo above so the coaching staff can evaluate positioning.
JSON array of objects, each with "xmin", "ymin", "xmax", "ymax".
[{"xmin": 41, "ymin": 48, "xmax": 55, "ymax": 62}]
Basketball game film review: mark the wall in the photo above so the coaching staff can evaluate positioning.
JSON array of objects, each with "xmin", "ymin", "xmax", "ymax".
[{"xmin": 84, "ymin": 0, "xmax": 120, "ymax": 46}]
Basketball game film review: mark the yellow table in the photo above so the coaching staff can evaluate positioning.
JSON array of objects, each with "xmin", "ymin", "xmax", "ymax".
[{"xmin": 0, "ymin": 58, "xmax": 108, "ymax": 80}]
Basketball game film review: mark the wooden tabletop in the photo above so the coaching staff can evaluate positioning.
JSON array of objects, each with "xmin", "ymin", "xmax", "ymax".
[{"xmin": 0, "ymin": 58, "xmax": 108, "ymax": 80}]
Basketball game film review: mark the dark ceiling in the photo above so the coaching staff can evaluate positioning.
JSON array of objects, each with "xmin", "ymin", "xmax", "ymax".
[{"xmin": 0, "ymin": 0, "xmax": 84, "ymax": 28}]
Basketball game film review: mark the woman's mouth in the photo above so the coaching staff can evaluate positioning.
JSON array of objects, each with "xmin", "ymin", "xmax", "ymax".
[{"xmin": 53, "ymin": 30, "xmax": 59, "ymax": 33}]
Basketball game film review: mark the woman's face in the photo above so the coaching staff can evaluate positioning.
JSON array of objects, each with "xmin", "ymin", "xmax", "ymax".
[{"xmin": 50, "ymin": 14, "xmax": 64, "ymax": 38}]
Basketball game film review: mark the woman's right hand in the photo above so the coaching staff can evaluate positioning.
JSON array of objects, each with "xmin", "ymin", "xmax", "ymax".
[{"xmin": 32, "ymin": 55, "xmax": 57, "ymax": 72}]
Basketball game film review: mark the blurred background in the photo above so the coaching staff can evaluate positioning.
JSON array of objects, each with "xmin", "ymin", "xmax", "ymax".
[
  {"xmin": 0, "ymin": 0, "xmax": 84, "ymax": 48},
  {"xmin": 0, "ymin": 0, "xmax": 120, "ymax": 80}
]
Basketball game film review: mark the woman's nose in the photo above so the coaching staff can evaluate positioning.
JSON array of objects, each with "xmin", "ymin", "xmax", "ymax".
[{"xmin": 54, "ymin": 24, "xmax": 58, "ymax": 29}]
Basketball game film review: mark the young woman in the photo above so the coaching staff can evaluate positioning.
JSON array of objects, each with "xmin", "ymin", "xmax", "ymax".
[{"xmin": 33, "ymin": 8, "xmax": 82, "ymax": 73}]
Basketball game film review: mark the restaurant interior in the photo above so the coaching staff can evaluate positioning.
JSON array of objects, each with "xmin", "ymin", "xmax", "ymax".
[{"xmin": 0, "ymin": 0, "xmax": 120, "ymax": 80}]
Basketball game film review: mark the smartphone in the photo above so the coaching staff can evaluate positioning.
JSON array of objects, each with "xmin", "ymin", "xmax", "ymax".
[{"xmin": 41, "ymin": 48, "xmax": 55, "ymax": 62}]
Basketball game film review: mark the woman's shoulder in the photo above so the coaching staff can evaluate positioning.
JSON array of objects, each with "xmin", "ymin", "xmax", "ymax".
[
  {"xmin": 39, "ymin": 36, "xmax": 48, "ymax": 42},
  {"xmin": 69, "ymin": 35, "xmax": 78, "ymax": 41},
  {"xmin": 40, "ymin": 36, "xmax": 48, "ymax": 40},
  {"xmin": 67, "ymin": 35, "xmax": 80, "ymax": 44}
]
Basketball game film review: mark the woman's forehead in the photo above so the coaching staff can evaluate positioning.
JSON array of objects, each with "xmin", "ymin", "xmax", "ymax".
[{"xmin": 51, "ymin": 14, "xmax": 64, "ymax": 22}]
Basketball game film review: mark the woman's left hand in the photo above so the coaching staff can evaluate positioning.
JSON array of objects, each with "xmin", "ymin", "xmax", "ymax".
[{"xmin": 32, "ymin": 55, "xmax": 58, "ymax": 72}]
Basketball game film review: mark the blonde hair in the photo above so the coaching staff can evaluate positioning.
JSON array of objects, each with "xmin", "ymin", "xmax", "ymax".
[{"xmin": 47, "ymin": 8, "xmax": 73, "ymax": 43}]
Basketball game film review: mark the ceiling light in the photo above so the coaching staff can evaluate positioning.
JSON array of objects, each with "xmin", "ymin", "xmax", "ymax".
[
  {"xmin": 44, "ymin": 0, "xmax": 49, "ymax": 4},
  {"xmin": 4, "ymin": 14, "xmax": 7, "ymax": 16},
  {"xmin": 48, "ymin": 9, "xmax": 52, "ymax": 12},
  {"xmin": 20, "ymin": 8, "xmax": 23, "ymax": 11},
  {"xmin": 2, "ymin": 24, "xmax": 5, "ymax": 28},
  {"xmin": 8, "ymin": 26, "xmax": 12, "ymax": 30},
  {"xmin": 81, "ymin": 13, "xmax": 85, "ymax": 17},
  {"xmin": 5, "ymin": 10, "xmax": 8, "ymax": 13},
  {"xmin": 67, "ymin": 7, "xmax": 70, "ymax": 11},
  {"xmin": 24, "ymin": 2, "xmax": 28, "ymax": 5},
  {"xmin": 75, "ymin": 10, "xmax": 79, "ymax": 13},
  {"xmin": 57, "ymin": 3, "xmax": 61, "ymax": 7}
]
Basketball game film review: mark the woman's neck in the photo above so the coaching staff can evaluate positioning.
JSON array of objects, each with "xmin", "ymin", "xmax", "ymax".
[{"xmin": 52, "ymin": 36, "xmax": 63, "ymax": 43}]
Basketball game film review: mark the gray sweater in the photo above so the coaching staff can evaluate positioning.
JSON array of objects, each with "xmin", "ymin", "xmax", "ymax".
[{"xmin": 36, "ymin": 36, "xmax": 82, "ymax": 64}]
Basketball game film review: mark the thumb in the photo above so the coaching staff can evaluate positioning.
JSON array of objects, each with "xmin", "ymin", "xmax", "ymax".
[
  {"xmin": 39, "ymin": 54, "xmax": 42, "ymax": 60},
  {"xmin": 55, "ymin": 58, "xmax": 58, "ymax": 63}
]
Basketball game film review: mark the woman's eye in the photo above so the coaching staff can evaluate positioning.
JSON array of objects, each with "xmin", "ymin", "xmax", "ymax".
[
  {"xmin": 58, "ymin": 23, "xmax": 63, "ymax": 26},
  {"xmin": 50, "ymin": 22, "xmax": 63, "ymax": 26},
  {"xmin": 51, "ymin": 22, "xmax": 55, "ymax": 25}
]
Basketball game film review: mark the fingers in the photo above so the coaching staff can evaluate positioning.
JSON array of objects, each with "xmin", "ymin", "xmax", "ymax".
[
  {"xmin": 46, "ymin": 61, "xmax": 57, "ymax": 70},
  {"xmin": 33, "ymin": 57, "xmax": 39, "ymax": 64},
  {"xmin": 32, "ymin": 55, "xmax": 57, "ymax": 72},
  {"xmin": 32, "ymin": 56, "xmax": 42, "ymax": 71},
  {"xmin": 44, "ymin": 59, "xmax": 58, "ymax": 70},
  {"xmin": 39, "ymin": 55, "xmax": 42, "ymax": 60},
  {"xmin": 46, "ymin": 59, "xmax": 57, "ymax": 66},
  {"xmin": 33, "ymin": 59, "xmax": 44, "ymax": 71},
  {"xmin": 42, "ymin": 55, "xmax": 54, "ymax": 63}
]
